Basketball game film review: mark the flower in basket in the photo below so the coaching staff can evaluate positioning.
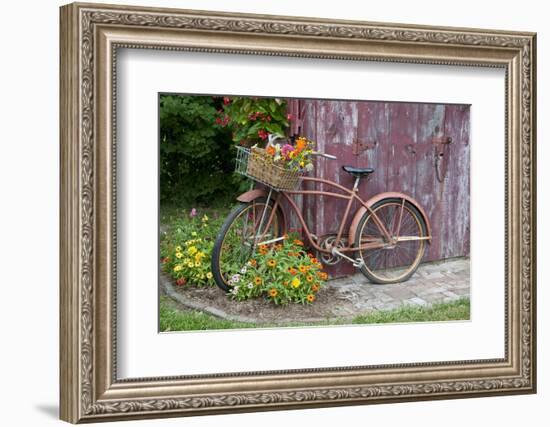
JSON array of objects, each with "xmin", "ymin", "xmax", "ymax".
[{"xmin": 264, "ymin": 136, "xmax": 316, "ymax": 173}]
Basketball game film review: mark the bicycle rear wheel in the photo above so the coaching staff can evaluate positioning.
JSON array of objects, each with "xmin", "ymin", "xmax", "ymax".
[
  {"xmin": 211, "ymin": 198, "xmax": 283, "ymax": 292},
  {"xmin": 354, "ymin": 198, "xmax": 427, "ymax": 284}
]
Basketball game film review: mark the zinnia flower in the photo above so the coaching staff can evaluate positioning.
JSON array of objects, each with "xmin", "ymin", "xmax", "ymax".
[
  {"xmin": 281, "ymin": 144, "xmax": 294, "ymax": 159},
  {"xmin": 293, "ymin": 239, "xmax": 304, "ymax": 246},
  {"xmin": 291, "ymin": 277, "xmax": 301, "ymax": 288},
  {"xmin": 311, "ymin": 283, "xmax": 320, "ymax": 292},
  {"xmin": 254, "ymin": 277, "xmax": 262, "ymax": 286},
  {"xmin": 269, "ymin": 288, "xmax": 278, "ymax": 297},
  {"xmin": 206, "ymin": 272, "xmax": 213, "ymax": 279},
  {"xmin": 299, "ymin": 265, "xmax": 307, "ymax": 273},
  {"xmin": 267, "ymin": 259, "xmax": 276, "ymax": 268},
  {"xmin": 306, "ymin": 274, "xmax": 314, "ymax": 282},
  {"xmin": 176, "ymin": 278, "xmax": 186, "ymax": 286},
  {"xmin": 306, "ymin": 294, "xmax": 315, "ymax": 302}
]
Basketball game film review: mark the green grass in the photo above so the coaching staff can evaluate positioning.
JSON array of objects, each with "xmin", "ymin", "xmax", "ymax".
[
  {"xmin": 351, "ymin": 298, "xmax": 470, "ymax": 324},
  {"xmin": 159, "ymin": 296, "xmax": 470, "ymax": 332}
]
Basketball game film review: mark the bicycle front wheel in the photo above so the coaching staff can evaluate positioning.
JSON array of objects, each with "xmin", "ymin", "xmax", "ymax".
[
  {"xmin": 211, "ymin": 198, "xmax": 283, "ymax": 292},
  {"xmin": 354, "ymin": 198, "xmax": 427, "ymax": 284}
]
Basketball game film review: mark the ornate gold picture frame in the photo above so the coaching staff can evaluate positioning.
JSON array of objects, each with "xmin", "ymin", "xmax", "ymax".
[{"xmin": 60, "ymin": 2, "xmax": 536, "ymax": 423}]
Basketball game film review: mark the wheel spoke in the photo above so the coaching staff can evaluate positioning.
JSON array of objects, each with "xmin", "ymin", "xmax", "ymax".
[{"xmin": 357, "ymin": 201, "xmax": 426, "ymax": 282}]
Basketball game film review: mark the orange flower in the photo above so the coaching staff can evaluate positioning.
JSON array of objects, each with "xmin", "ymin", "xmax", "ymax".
[
  {"xmin": 311, "ymin": 258, "xmax": 319, "ymax": 264},
  {"xmin": 293, "ymin": 239, "xmax": 304, "ymax": 246},
  {"xmin": 288, "ymin": 267, "xmax": 297, "ymax": 275},
  {"xmin": 306, "ymin": 294, "xmax": 315, "ymax": 302},
  {"xmin": 299, "ymin": 265, "xmax": 307, "ymax": 273},
  {"xmin": 249, "ymin": 259, "xmax": 257, "ymax": 267},
  {"xmin": 311, "ymin": 283, "xmax": 320, "ymax": 292},
  {"xmin": 266, "ymin": 145, "xmax": 276, "ymax": 156},
  {"xmin": 254, "ymin": 277, "xmax": 263, "ymax": 286},
  {"xmin": 258, "ymin": 244, "xmax": 268, "ymax": 255},
  {"xmin": 269, "ymin": 288, "xmax": 278, "ymax": 297},
  {"xmin": 317, "ymin": 272, "xmax": 328, "ymax": 280},
  {"xmin": 275, "ymin": 244, "xmax": 283, "ymax": 251},
  {"xmin": 296, "ymin": 138, "xmax": 306, "ymax": 153},
  {"xmin": 267, "ymin": 259, "xmax": 276, "ymax": 268},
  {"xmin": 306, "ymin": 274, "xmax": 314, "ymax": 282}
]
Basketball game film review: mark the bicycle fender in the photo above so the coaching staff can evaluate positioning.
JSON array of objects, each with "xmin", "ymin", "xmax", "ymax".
[
  {"xmin": 236, "ymin": 189, "xmax": 288, "ymax": 234},
  {"xmin": 236, "ymin": 189, "xmax": 268, "ymax": 203},
  {"xmin": 348, "ymin": 192, "xmax": 432, "ymax": 243}
]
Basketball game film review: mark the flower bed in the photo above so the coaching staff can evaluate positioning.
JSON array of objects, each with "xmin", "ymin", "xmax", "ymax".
[
  {"xmin": 161, "ymin": 209, "xmax": 223, "ymax": 287},
  {"xmin": 229, "ymin": 236, "xmax": 328, "ymax": 305}
]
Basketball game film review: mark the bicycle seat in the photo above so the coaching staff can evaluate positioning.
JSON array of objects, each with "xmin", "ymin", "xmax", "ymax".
[{"xmin": 342, "ymin": 166, "xmax": 375, "ymax": 177}]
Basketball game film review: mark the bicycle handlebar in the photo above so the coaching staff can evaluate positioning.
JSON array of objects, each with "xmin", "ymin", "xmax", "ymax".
[{"xmin": 313, "ymin": 152, "xmax": 337, "ymax": 160}]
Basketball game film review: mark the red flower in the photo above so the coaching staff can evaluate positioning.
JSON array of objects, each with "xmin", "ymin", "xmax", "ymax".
[
  {"xmin": 258, "ymin": 129, "xmax": 268, "ymax": 140},
  {"xmin": 223, "ymin": 97, "xmax": 231, "ymax": 105},
  {"xmin": 176, "ymin": 278, "xmax": 186, "ymax": 286}
]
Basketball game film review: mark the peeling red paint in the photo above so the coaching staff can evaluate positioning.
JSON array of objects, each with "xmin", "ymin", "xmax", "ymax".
[{"xmin": 287, "ymin": 99, "xmax": 470, "ymax": 276}]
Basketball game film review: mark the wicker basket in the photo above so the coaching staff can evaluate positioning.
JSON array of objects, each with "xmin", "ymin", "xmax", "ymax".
[{"xmin": 244, "ymin": 147, "xmax": 302, "ymax": 190}]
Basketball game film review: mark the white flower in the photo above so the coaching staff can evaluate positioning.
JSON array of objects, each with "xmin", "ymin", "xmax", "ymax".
[
  {"xmin": 231, "ymin": 273, "xmax": 241, "ymax": 283},
  {"xmin": 240, "ymin": 266, "xmax": 248, "ymax": 274},
  {"xmin": 247, "ymin": 283, "xmax": 254, "ymax": 289},
  {"xmin": 305, "ymin": 163, "xmax": 314, "ymax": 172}
]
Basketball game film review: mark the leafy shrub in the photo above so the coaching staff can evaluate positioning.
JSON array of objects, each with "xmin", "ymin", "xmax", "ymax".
[
  {"xmin": 217, "ymin": 96, "xmax": 290, "ymax": 146},
  {"xmin": 229, "ymin": 236, "xmax": 328, "ymax": 304},
  {"xmin": 159, "ymin": 95, "xmax": 246, "ymax": 205}
]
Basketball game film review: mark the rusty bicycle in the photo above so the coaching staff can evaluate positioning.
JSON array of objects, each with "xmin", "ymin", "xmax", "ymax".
[{"xmin": 211, "ymin": 135, "xmax": 431, "ymax": 291}]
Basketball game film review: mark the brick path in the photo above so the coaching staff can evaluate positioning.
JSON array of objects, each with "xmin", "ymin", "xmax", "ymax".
[{"xmin": 327, "ymin": 257, "xmax": 470, "ymax": 316}]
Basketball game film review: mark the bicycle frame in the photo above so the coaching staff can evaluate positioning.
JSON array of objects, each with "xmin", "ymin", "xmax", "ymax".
[{"xmin": 253, "ymin": 176, "xmax": 406, "ymax": 254}]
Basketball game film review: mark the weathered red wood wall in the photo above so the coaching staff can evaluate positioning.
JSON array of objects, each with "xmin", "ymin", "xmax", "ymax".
[{"xmin": 287, "ymin": 99, "xmax": 470, "ymax": 276}]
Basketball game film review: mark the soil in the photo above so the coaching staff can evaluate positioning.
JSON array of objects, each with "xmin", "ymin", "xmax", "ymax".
[{"xmin": 160, "ymin": 273, "xmax": 356, "ymax": 325}]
